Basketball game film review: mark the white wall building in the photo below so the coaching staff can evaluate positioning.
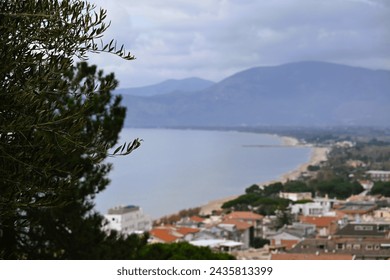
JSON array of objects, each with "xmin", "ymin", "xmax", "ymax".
[
  {"xmin": 366, "ymin": 170, "xmax": 390, "ymax": 182},
  {"xmin": 291, "ymin": 202, "xmax": 328, "ymax": 216},
  {"xmin": 290, "ymin": 197, "xmax": 339, "ymax": 216},
  {"xmin": 103, "ymin": 205, "xmax": 152, "ymax": 235}
]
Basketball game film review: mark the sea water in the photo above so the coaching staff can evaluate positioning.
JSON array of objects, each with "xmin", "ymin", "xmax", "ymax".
[{"xmin": 94, "ymin": 128, "xmax": 311, "ymax": 218}]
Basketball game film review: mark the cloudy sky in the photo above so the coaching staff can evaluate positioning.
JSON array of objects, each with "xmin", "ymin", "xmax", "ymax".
[{"xmin": 88, "ymin": 0, "xmax": 390, "ymax": 88}]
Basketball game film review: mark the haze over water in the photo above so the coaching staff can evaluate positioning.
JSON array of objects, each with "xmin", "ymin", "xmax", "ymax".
[{"xmin": 95, "ymin": 128, "xmax": 311, "ymax": 218}]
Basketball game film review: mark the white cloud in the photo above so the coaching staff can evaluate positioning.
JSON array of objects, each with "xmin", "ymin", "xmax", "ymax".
[{"xmin": 87, "ymin": 0, "xmax": 390, "ymax": 87}]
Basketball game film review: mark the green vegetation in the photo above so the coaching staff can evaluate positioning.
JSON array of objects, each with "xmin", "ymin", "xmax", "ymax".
[
  {"xmin": 222, "ymin": 183, "xmax": 291, "ymax": 215},
  {"xmin": 138, "ymin": 242, "xmax": 235, "ymax": 260},
  {"xmin": 223, "ymin": 130, "xmax": 390, "ymax": 216},
  {"xmin": 0, "ymin": 0, "xmax": 140, "ymax": 259},
  {"xmin": 250, "ymin": 237, "xmax": 270, "ymax": 249},
  {"xmin": 311, "ymin": 178, "xmax": 363, "ymax": 198},
  {"xmin": 222, "ymin": 178, "xmax": 363, "ymax": 215},
  {"xmin": 284, "ymin": 181, "xmax": 312, "ymax": 193},
  {"xmin": 370, "ymin": 181, "xmax": 390, "ymax": 197},
  {"xmin": 315, "ymin": 140, "xmax": 390, "ymax": 181},
  {"xmin": 274, "ymin": 210, "xmax": 294, "ymax": 230},
  {"xmin": 0, "ymin": 0, "xmax": 235, "ymax": 260},
  {"xmin": 2, "ymin": 0, "xmax": 390, "ymax": 260}
]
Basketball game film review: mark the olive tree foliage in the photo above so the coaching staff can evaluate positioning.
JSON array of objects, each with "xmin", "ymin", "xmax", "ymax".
[{"xmin": 0, "ymin": 0, "xmax": 141, "ymax": 258}]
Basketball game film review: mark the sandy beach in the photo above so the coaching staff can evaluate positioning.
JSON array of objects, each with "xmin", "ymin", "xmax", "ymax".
[
  {"xmin": 278, "ymin": 137, "xmax": 330, "ymax": 183},
  {"xmin": 199, "ymin": 137, "xmax": 330, "ymax": 215}
]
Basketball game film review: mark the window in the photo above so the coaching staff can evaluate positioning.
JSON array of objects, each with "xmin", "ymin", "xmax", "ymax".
[
  {"xmin": 353, "ymin": 244, "xmax": 361, "ymax": 250},
  {"xmin": 354, "ymin": 225, "xmax": 373, "ymax": 231},
  {"xmin": 366, "ymin": 245, "xmax": 373, "ymax": 250},
  {"xmin": 309, "ymin": 209, "xmax": 322, "ymax": 215},
  {"xmin": 378, "ymin": 225, "xmax": 390, "ymax": 232},
  {"xmin": 336, "ymin": 243, "xmax": 344, "ymax": 250}
]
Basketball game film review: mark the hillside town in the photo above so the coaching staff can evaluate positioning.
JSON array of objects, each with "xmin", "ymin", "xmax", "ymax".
[{"xmin": 102, "ymin": 168, "xmax": 390, "ymax": 260}]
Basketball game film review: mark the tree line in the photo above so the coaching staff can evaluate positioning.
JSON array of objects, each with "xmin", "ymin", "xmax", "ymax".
[{"xmin": 222, "ymin": 178, "xmax": 364, "ymax": 215}]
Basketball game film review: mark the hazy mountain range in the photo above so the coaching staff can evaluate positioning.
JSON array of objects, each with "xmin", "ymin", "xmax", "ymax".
[
  {"xmin": 118, "ymin": 61, "xmax": 390, "ymax": 127},
  {"xmin": 115, "ymin": 77, "xmax": 215, "ymax": 97}
]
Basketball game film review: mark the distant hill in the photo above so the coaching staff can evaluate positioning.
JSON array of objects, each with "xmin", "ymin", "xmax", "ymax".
[
  {"xmin": 115, "ymin": 77, "xmax": 215, "ymax": 97},
  {"xmin": 121, "ymin": 61, "xmax": 390, "ymax": 127}
]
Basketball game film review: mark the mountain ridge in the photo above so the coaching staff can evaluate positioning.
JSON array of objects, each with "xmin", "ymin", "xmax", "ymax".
[
  {"xmin": 121, "ymin": 61, "xmax": 390, "ymax": 127},
  {"xmin": 115, "ymin": 77, "xmax": 215, "ymax": 97}
]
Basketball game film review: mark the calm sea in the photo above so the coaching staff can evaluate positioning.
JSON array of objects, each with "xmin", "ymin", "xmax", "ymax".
[{"xmin": 94, "ymin": 128, "xmax": 311, "ymax": 218}]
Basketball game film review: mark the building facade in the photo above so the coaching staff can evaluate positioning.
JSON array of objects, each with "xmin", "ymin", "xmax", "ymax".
[
  {"xmin": 366, "ymin": 170, "xmax": 390, "ymax": 182},
  {"xmin": 103, "ymin": 205, "xmax": 152, "ymax": 235}
]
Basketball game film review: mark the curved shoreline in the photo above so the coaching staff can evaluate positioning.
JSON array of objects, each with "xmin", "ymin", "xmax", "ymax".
[
  {"xmin": 277, "ymin": 137, "xmax": 329, "ymax": 183},
  {"xmin": 199, "ymin": 138, "xmax": 330, "ymax": 216}
]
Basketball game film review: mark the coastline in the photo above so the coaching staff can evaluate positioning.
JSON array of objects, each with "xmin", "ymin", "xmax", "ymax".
[
  {"xmin": 278, "ymin": 137, "xmax": 330, "ymax": 183},
  {"xmin": 199, "ymin": 137, "xmax": 330, "ymax": 215}
]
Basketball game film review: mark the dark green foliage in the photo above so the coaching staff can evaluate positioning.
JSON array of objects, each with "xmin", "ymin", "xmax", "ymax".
[
  {"xmin": 370, "ymin": 181, "xmax": 390, "ymax": 197},
  {"xmin": 244, "ymin": 182, "xmax": 284, "ymax": 197},
  {"xmin": 293, "ymin": 199, "xmax": 314, "ymax": 204},
  {"xmin": 262, "ymin": 182, "xmax": 284, "ymax": 197},
  {"xmin": 250, "ymin": 237, "xmax": 270, "ymax": 249},
  {"xmin": 274, "ymin": 210, "xmax": 293, "ymax": 230},
  {"xmin": 0, "ymin": 0, "xmax": 140, "ymax": 259},
  {"xmin": 283, "ymin": 181, "xmax": 312, "ymax": 193},
  {"xmin": 138, "ymin": 242, "xmax": 235, "ymax": 260},
  {"xmin": 222, "ymin": 194, "xmax": 262, "ymax": 209},
  {"xmin": 254, "ymin": 198, "xmax": 291, "ymax": 216},
  {"xmin": 222, "ymin": 182, "xmax": 291, "ymax": 215},
  {"xmin": 222, "ymin": 177, "xmax": 363, "ymax": 215},
  {"xmin": 311, "ymin": 178, "xmax": 363, "ymax": 199},
  {"xmin": 245, "ymin": 184, "xmax": 262, "ymax": 194},
  {"xmin": 307, "ymin": 165, "xmax": 320, "ymax": 171},
  {"xmin": 317, "ymin": 141, "xmax": 390, "ymax": 180}
]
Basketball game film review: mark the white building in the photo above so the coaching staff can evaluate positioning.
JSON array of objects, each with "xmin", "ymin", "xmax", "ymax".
[
  {"xmin": 103, "ymin": 205, "xmax": 152, "ymax": 235},
  {"xmin": 291, "ymin": 197, "xmax": 339, "ymax": 216},
  {"xmin": 366, "ymin": 170, "xmax": 390, "ymax": 182},
  {"xmin": 291, "ymin": 202, "xmax": 325, "ymax": 216}
]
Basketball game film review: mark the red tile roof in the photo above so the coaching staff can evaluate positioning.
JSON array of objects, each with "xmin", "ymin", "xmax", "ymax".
[
  {"xmin": 176, "ymin": 227, "xmax": 200, "ymax": 235},
  {"xmin": 190, "ymin": 216, "xmax": 204, "ymax": 223},
  {"xmin": 299, "ymin": 216, "xmax": 339, "ymax": 228},
  {"xmin": 149, "ymin": 228, "xmax": 181, "ymax": 243},
  {"xmin": 270, "ymin": 239, "xmax": 300, "ymax": 250},
  {"xmin": 221, "ymin": 219, "xmax": 252, "ymax": 230}
]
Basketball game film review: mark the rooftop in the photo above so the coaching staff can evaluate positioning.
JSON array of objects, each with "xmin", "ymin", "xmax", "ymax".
[
  {"xmin": 336, "ymin": 202, "xmax": 377, "ymax": 214},
  {"xmin": 271, "ymin": 253, "xmax": 354, "ymax": 260},
  {"xmin": 299, "ymin": 216, "xmax": 340, "ymax": 228},
  {"xmin": 175, "ymin": 227, "xmax": 200, "ymax": 235},
  {"xmin": 190, "ymin": 216, "xmax": 205, "ymax": 223},
  {"xmin": 107, "ymin": 205, "xmax": 140, "ymax": 215},
  {"xmin": 149, "ymin": 228, "xmax": 181, "ymax": 243},
  {"xmin": 220, "ymin": 219, "xmax": 253, "ymax": 231},
  {"xmin": 334, "ymin": 222, "xmax": 390, "ymax": 237}
]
